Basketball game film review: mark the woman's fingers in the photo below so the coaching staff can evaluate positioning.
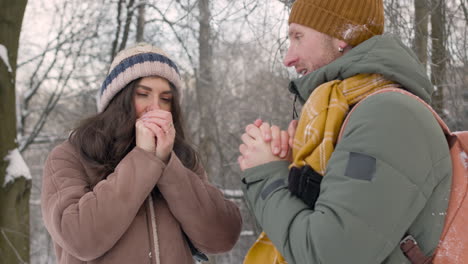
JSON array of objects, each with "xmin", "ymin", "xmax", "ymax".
[
  {"xmin": 143, "ymin": 118, "xmax": 173, "ymax": 133},
  {"xmin": 135, "ymin": 120, "xmax": 156, "ymax": 152},
  {"xmin": 141, "ymin": 109, "xmax": 173, "ymax": 120},
  {"xmin": 141, "ymin": 110, "xmax": 173, "ymax": 131},
  {"xmin": 142, "ymin": 122, "xmax": 161, "ymax": 138}
]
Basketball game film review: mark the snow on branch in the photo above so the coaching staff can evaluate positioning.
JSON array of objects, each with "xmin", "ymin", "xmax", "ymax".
[
  {"xmin": 0, "ymin": 44, "xmax": 12, "ymax": 72},
  {"xmin": 241, "ymin": 230, "xmax": 255, "ymax": 236},
  {"xmin": 221, "ymin": 189, "xmax": 244, "ymax": 199},
  {"xmin": 3, "ymin": 148, "xmax": 31, "ymax": 187}
]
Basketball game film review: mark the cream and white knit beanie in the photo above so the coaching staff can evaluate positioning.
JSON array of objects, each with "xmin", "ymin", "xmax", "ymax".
[{"xmin": 97, "ymin": 43, "xmax": 181, "ymax": 112}]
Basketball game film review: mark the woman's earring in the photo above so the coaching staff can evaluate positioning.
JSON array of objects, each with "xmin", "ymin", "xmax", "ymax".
[{"xmin": 338, "ymin": 47, "xmax": 344, "ymax": 53}]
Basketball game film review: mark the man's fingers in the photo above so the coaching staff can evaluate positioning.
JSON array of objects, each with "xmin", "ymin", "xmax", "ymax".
[
  {"xmin": 239, "ymin": 144, "xmax": 248, "ymax": 156},
  {"xmin": 288, "ymin": 120, "xmax": 298, "ymax": 138},
  {"xmin": 288, "ymin": 120, "xmax": 298, "ymax": 148},
  {"xmin": 254, "ymin": 119, "xmax": 263, "ymax": 127},
  {"xmin": 241, "ymin": 133, "xmax": 255, "ymax": 145},
  {"xmin": 245, "ymin": 124, "xmax": 256, "ymax": 133},
  {"xmin": 245, "ymin": 124, "xmax": 262, "ymax": 139},
  {"xmin": 259, "ymin": 122, "xmax": 271, "ymax": 142},
  {"xmin": 270, "ymin": 125, "xmax": 280, "ymax": 155},
  {"xmin": 280, "ymin": 130, "xmax": 288, "ymax": 158}
]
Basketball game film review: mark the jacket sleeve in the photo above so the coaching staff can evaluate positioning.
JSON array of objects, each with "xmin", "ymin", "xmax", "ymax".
[
  {"xmin": 156, "ymin": 153, "xmax": 242, "ymax": 254},
  {"xmin": 41, "ymin": 143, "xmax": 166, "ymax": 261},
  {"xmin": 241, "ymin": 93, "xmax": 450, "ymax": 264}
]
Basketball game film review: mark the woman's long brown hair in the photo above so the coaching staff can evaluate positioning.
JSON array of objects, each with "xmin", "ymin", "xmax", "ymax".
[{"xmin": 69, "ymin": 78, "xmax": 199, "ymax": 187}]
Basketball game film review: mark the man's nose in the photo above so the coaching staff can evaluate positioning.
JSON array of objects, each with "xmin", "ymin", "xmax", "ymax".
[{"xmin": 283, "ymin": 47, "xmax": 298, "ymax": 67}]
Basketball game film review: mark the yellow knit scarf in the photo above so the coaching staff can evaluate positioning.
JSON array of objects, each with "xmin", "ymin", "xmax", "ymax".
[{"xmin": 243, "ymin": 73, "xmax": 399, "ymax": 264}]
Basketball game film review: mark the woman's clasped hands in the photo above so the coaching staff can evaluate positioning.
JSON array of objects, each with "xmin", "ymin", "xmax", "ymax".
[{"xmin": 136, "ymin": 109, "xmax": 175, "ymax": 163}]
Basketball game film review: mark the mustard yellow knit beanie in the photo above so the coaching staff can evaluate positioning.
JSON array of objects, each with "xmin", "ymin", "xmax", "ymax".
[{"xmin": 288, "ymin": 0, "xmax": 384, "ymax": 46}]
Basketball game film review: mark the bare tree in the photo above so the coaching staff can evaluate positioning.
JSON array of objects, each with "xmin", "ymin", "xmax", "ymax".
[
  {"xmin": 17, "ymin": 0, "xmax": 107, "ymax": 153},
  {"xmin": 136, "ymin": 1, "xmax": 146, "ymax": 42},
  {"xmin": 0, "ymin": 0, "xmax": 31, "ymax": 263},
  {"xmin": 110, "ymin": 0, "xmax": 136, "ymax": 58},
  {"xmin": 430, "ymin": 0, "xmax": 448, "ymax": 116},
  {"xmin": 196, "ymin": 0, "xmax": 217, "ymax": 175},
  {"xmin": 413, "ymin": 0, "xmax": 429, "ymax": 67}
]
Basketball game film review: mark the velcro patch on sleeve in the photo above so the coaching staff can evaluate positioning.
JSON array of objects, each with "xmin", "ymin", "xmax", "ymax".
[{"xmin": 345, "ymin": 152, "xmax": 376, "ymax": 181}]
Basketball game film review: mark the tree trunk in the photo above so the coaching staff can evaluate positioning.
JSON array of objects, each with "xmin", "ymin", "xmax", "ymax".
[
  {"xmin": 196, "ymin": 2, "xmax": 220, "ymax": 261},
  {"xmin": 413, "ymin": 0, "xmax": 429, "ymax": 68},
  {"xmin": 196, "ymin": 0, "xmax": 216, "ymax": 175},
  {"xmin": 110, "ymin": 0, "xmax": 125, "ymax": 59},
  {"xmin": 0, "ymin": 0, "xmax": 31, "ymax": 263},
  {"xmin": 430, "ymin": 0, "xmax": 447, "ymax": 116},
  {"xmin": 136, "ymin": 2, "xmax": 146, "ymax": 42},
  {"xmin": 118, "ymin": 0, "xmax": 136, "ymax": 52}
]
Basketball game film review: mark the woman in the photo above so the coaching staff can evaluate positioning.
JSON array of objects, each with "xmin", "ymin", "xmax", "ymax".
[{"xmin": 41, "ymin": 43, "xmax": 242, "ymax": 264}]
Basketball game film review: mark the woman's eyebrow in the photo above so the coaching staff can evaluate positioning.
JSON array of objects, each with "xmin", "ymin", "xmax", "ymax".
[
  {"xmin": 136, "ymin": 84, "xmax": 173, "ymax": 94},
  {"xmin": 135, "ymin": 85, "xmax": 152, "ymax": 91}
]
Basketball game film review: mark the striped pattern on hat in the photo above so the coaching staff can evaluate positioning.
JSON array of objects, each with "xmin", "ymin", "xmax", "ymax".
[
  {"xmin": 98, "ymin": 43, "xmax": 181, "ymax": 112},
  {"xmin": 289, "ymin": 0, "xmax": 384, "ymax": 46}
]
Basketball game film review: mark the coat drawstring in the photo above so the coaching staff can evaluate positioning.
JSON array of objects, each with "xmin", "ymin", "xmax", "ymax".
[{"xmin": 292, "ymin": 94, "xmax": 299, "ymax": 120}]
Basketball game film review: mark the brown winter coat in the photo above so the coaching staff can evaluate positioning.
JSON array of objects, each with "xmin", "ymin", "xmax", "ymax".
[{"xmin": 41, "ymin": 141, "xmax": 242, "ymax": 264}]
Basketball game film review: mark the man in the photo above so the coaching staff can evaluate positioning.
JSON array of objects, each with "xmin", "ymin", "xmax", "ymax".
[{"xmin": 238, "ymin": 0, "xmax": 452, "ymax": 263}]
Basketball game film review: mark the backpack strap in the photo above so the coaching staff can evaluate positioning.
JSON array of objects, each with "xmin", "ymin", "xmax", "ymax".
[
  {"xmin": 400, "ymin": 234, "xmax": 433, "ymax": 264},
  {"xmin": 337, "ymin": 88, "xmax": 450, "ymax": 264},
  {"xmin": 338, "ymin": 88, "xmax": 452, "ymax": 141}
]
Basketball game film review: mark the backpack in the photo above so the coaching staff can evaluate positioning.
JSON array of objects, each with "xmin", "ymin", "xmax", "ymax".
[{"xmin": 339, "ymin": 88, "xmax": 468, "ymax": 264}]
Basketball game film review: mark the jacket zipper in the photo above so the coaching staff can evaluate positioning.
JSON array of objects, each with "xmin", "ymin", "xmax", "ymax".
[{"xmin": 147, "ymin": 195, "xmax": 160, "ymax": 264}]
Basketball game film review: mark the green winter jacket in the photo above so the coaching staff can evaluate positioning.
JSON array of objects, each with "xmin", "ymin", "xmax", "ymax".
[{"xmin": 241, "ymin": 35, "xmax": 452, "ymax": 264}]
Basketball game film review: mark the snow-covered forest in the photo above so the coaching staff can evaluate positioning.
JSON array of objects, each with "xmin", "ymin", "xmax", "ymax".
[{"xmin": 1, "ymin": 0, "xmax": 467, "ymax": 263}]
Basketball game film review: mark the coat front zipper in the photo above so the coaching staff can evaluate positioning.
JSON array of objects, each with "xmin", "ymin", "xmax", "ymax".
[{"xmin": 147, "ymin": 195, "xmax": 160, "ymax": 264}]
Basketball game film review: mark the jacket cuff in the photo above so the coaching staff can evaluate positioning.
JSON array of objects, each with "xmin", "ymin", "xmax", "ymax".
[
  {"xmin": 241, "ymin": 160, "xmax": 289, "ymax": 205},
  {"xmin": 242, "ymin": 160, "xmax": 290, "ymax": 186},
  {"xmin": 157, "ymin": 151, "xmax": 189, "ymax": 185},
  {"xmin": 132, "ymin": 147, "xmax": 167, "ymax": 167}
]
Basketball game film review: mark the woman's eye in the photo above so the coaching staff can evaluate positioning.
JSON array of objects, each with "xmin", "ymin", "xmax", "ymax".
[
  {"xmin": 161, "ymin": 97, "xmax": 172, "ymax": 103},
  {"xmin": 136, "ymin": 93, "xmax": 148, "ymax": 97}
]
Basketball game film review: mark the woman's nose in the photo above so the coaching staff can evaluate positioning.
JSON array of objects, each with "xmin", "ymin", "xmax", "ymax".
[{"xmin": 147, "ymin": 100, "xmax": 160, "ymax": 112}]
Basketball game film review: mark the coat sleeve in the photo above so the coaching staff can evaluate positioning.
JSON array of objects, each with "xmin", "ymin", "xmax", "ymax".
[
  {"xmin": 156, "ymin": 153, "xmax": 242, "ymax": 254},
  {"xmin": 241, "ymin": 93, "xmax": 451, "ymax": 264},
  {"xmin": 41, "ymin": 143, "xmax": 166, "ymax": 261}
]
